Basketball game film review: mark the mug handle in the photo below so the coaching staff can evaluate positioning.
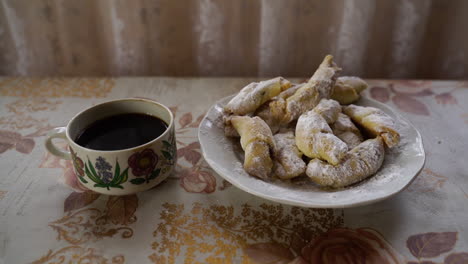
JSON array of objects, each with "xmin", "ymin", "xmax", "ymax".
[{"xmin": 45, "ymin": 127, "xmax": 71, "ymax": 160}]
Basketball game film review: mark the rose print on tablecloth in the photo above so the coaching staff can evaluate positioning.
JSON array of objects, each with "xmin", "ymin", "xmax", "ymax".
[
  {"xmin": 370, "ymin": 85, "xmax": 430, "ymax": 115},
  {"xmin": 40, "ymin": 143, "xmax": 88, "ymax": 193},
  {"xmin": 49, "ymin": 208, "xmax": 134, "ymax": 245},
  {"xmin": 407, "ymin": 168, "xmax": 447, "ymax": 193},
  {"xmin": 245, "ymin": 228, "xmax": 402, "ymax": 264},
  {"xmin": 404, "ymin": 231, "xmax": 468, "ymax": 264},
  {"xmin": 368, "ymin": 82, "xmax": 461, "ymax": 116},
  {"xmin": 244, "ymin": 243, "xmax": 295, "ymax": 264},
  {"xmin": 0, "ymin": 129, "xmax": 35, "ymax": 154},
  {"xmin": 150, "ymin": 203, "xmax": 342, "ymax": 263},
  {"xmin": 172, "ymin": 107, "xmax": 218, "ymax": 194},
  {"xmin": 48, "ymin": 195, "xmax": 138, "ymax": 245},
  {"xmin": 392, "ymin": 94, "xmax": 430, "ymax": 116},
  {"xmin": 178, "ymin": 112, "xmax": 205, "ymax": 129},
  {"xmin": 0, "ymin": 98, "xmax": 55, "ymax": 156},
  {"xmin": 0, "ymin": 115, "xmax": 51, "ymax": 131},
  {"xmin": 49, "ymin": 163, "xmax": 87, "ymax": 193},
  {"xmin": 177, "ymin": 141, "xmax": 217, "ymax": 193},
  {"xmin": 6, "ymin": 98, "xmax": 62, "ymax": 115},
  {"xmin": 0, "ymin": 97, "xmax": 57, "ymax": 156},
  {"xmin": 407, "ymin": 232, "xmax": 457, "ymax": 259},
  {"xmin": 1, "ymin": 98, "xmax": 58, "ymax": 131},
  {"xmin": 179, "ymin": 167, "xmax": 216, "ymax": 193},
  {"xmin": 444, "ymin": 252, "xmax": 468, "ymax": 264},
  {"xmin": 0, "ymin": 78, "xmax": 115, "ymax": 98},
  {"xmin": 177, "ymin": 142, "xmax": 201, "ymax": 166},
  {"xmin": 64, "ymin": 192, "xmax": 101, "ymax": 212},
  {"xmin": 106, "ymin": 195, "xmax": 139, "ymax": 225},
  {"xmin": 370, "ymin": 86, "xmax": 391, "ymax": 103},
  {"xmin": 245, "ymin": 229, "xmax": 468, "ymax": 264},
  {"xmin": 435, "ymin": 92, "xmax": 457, "ymax": 105},
  {"xmin": 301, "ymin": 228, "xmax": 402, "ymax": 264}
]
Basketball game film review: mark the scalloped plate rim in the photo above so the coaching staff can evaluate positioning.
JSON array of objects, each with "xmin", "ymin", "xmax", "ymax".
[{"xmin": 198, "ymin": 95, "xmax": 425, "ymax": 208}]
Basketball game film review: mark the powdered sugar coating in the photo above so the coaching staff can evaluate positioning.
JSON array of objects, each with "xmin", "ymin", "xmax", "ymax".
[
  {"xmin": 312, "ymin": 99, "xmax": 342, "ymax": 124},
  {"xmin": 225, "ymin": 77, "xmax": 290, "ymax": 115},
  {"xmin": 277, "ymin": 83, "xmax": 304, "ymax": 100},
  {"xmin": 296, "ymin": 111, "xmax": 348, "ymax": 165},
  {"xmin": 231, "ymin": 116, "xmax": 275, "ymax": 179},
  {"xmin": 306, "ymin": 137, "xmax": 385, "ymax": 188},
  {"xmin": 231, "ymin": 116, "xmax": 275, "ymax": 150},
  {"xmin": 335, "ymin": 131, "xmax": 362, "ymax": 149},
  {"xmin": 273, "ymin": 131, "xmax": 306, "ymax": 179},
  {"xmin": 330, "ymin": 76, "xmax": 368, "ymax": 104},
  {"xmin": 337, "ymin": 76, "xmax": 368, "ymax": 93},
  {"xmin": 199, "ymin": 94, "xmax": 425, "ymax": 208},
  {"xmin": 333, "ymin": 113, "xmax": 360, "ymax": 133},
  {"xmin": 285, "ymin": 55, "xmax": 340, "ymax": 122},
  {"xmin": 244, "ymin": 141, "xmax": 273, "ymax": 179},
  {"xmin": 344, "ymin": 104, "xmax": 400, "ymax": 148},
  {"xmin": 332, "ymin": 113, "xmax": 363, "ymax": 149},
  {"xmin": 255, "ymin": 83, "xmax": 305, "ymax": 132}
]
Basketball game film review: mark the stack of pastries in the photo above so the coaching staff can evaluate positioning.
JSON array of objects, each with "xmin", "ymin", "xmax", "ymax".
[{"xmin": 223, "ymin": 55, "xmax": 400, "ymax": 188}]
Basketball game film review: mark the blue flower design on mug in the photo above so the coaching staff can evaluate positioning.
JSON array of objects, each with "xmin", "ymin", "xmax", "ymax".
[{"xmin": 83, "ymin": 156, "xmax": 129, "ymax": 190}]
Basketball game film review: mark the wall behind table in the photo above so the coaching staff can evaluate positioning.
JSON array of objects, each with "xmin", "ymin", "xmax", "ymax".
[{"xmin": 0, "ymin": 0, "xmax": 467, "ymax": 79}]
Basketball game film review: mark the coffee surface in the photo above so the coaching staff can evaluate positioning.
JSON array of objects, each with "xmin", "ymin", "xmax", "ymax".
[{"xmin": 75, "ymin": 113, "xmax": 168, "ymax": 151}]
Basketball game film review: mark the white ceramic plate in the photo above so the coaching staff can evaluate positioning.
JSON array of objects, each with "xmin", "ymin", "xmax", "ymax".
[{"xmin": 198, "ymin": 95, "xmax": 425, "ymax": 208}]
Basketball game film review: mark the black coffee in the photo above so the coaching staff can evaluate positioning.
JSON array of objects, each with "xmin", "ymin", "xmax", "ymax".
[{"xmin": 75, "ymin": 113, "xmax": 168, "ymax": 151}]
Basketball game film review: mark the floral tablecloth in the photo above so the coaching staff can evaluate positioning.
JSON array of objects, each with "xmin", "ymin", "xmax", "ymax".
[{"xmin": 0, "ymin": 78, "xmax": 467, "ymax": 264}]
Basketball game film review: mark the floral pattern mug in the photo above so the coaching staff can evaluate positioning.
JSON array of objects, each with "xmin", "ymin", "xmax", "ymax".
[{"xmin": 45, "ymin": 98, "xmax": 176, "ymax": 195}]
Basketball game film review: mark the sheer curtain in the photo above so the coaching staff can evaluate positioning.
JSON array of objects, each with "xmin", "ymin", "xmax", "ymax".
[{"xmin": 0, "ymin": 0, "xmax": 467, "ymax": 78}]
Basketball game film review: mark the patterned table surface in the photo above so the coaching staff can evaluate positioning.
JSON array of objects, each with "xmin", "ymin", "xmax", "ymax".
[{"xmin": 0, "ymin": 78, "xmax": 467, "ymax": 264}]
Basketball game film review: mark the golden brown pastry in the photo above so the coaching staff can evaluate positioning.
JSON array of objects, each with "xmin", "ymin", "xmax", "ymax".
[
  {"xmin": 343, "ymin": 104, "xmax": 400, "ymax": 148},
  {"xmin": 284, "ymin": 55, "xmax": 341, "ymax": 122},
  {"xmin": 312, "ymin": 99, "xmax": 342, "ymax": 124},
  {"xmin": 295, "ymin": 110, "xmax": 348, "ymax": 165},
  {"xmin": 306, "ymin": 137, "xmax": 385, "ymax": 188},
  {"xmin": 224, "ymin": 77, "xmax": 291, "ymax": 115},
  {"xmin": 331, "ymin": 113, "xmax": 363, "ymax": 149},
  {"xmin": 273, "ymin": 131, "xmax": 306, "ymax": 180},
  {"xmin": 331, "ymin": 76, "xmax": 368, "ymax": 104},
  {"xmin": 230, "ymin": 116, "xmax": 276, "ymax": 179},
  {"xmin": 255, "ymin": 83, "xmax": 304, "ymax": 132}
]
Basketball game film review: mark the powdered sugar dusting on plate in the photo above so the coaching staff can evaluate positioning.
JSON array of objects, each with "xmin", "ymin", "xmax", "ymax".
[{"xmin": 198, "ymin": 95, "xmax": 425, "ymax": 208}]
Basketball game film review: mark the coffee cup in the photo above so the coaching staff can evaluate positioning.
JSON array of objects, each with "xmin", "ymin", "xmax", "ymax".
[{"xmin": 45, "ymin": 98, "xmax": 176, "ymax": 195}]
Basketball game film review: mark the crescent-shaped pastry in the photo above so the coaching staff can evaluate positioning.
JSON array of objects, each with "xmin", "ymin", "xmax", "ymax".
[
  {"xmin": 295, "ymin": 110, "xmax": 348, "ymax": 165},
  {"xmin": 223, "ymin": 114, "xmax": 240, "ymax": 137},
  {"xmin": 312, "ymin": 99, "xmax": 342, "ymax": 124},
  {"xmin": 331, "ymin": 76, "xmax": 368, "ymax": 105},
  {"xmin": 331, "ymin": 113, "xmax": 363, "ymax": 149},
  {"xmin": 285, "ymin": 55, "xmax": 341, "ymax": 122},
  {"xmin": 306, "ymin": 137, "xmax": 385, "ymax": 188},
  {"xmin": 273, "ymin": 131, "xmax": 306, "ymax": 180},
  {"xmin": 255, "ymin": 83, "xmax": 304, "ymax": 132},
  {"xmin": 224, "ymin": 77, "xmax": 292, "ymax": 115},
  {"xmin": 230, "ymin": 116, "xmax": 276, "ymax": 179},
  {"xmin": 343, "ymin": 104, "xmax": 400, "ymax": 148}
]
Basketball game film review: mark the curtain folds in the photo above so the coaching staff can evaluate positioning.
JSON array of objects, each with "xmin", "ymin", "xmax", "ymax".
[{"xmin": 0, "ymin": 0, "xmax": 467, "ymax": 78}]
